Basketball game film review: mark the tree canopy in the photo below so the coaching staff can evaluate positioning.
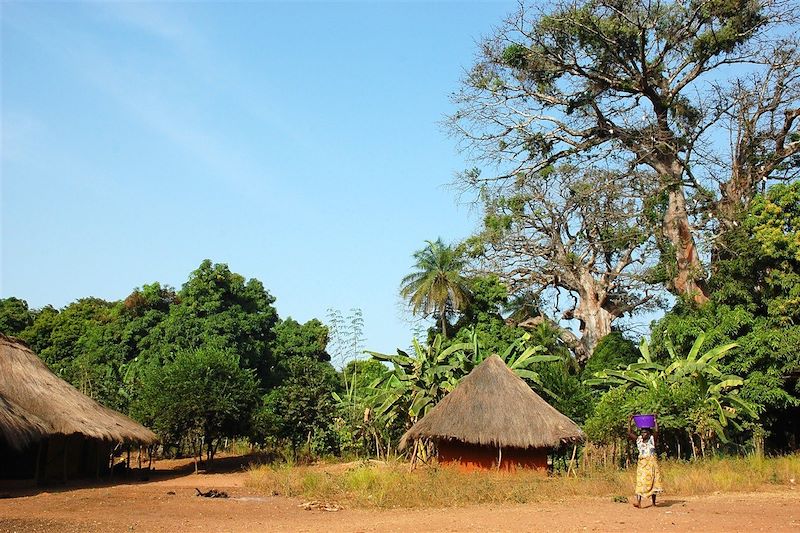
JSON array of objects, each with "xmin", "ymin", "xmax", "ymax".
[{"xmin": 449, "ymin": 0, "xmax": 800, "ymax": 358}]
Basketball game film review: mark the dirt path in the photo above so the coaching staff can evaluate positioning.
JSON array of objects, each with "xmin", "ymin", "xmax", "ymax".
[{"xmin": 1, "ymin": 460, "xmax": 798, "ymax": 532}]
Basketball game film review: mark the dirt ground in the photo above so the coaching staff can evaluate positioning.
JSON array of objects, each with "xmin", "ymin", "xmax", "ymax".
[{"xmin": 1, "ymin": 456, "xmax": 798, "ymax": 533}]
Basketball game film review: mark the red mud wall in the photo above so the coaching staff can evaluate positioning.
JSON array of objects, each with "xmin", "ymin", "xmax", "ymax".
[{"xmin": 437, "ymin": 441, "xmax": 548, "ymax": 472}]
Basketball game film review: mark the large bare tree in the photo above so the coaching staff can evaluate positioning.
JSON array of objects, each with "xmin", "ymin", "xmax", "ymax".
[
  {"xmin": 468, "ymin": 165, "xmax": 661, "ymax": 361},
  {"xmin": 717, "ymin": 43, "xmax": 800, "ymax": 232},
  {"xmin": 449, "ymin": 0, "xmax": 800, "ymax": 305}
]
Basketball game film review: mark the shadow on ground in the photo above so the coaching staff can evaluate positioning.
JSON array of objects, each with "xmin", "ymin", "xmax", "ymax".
[
  {"xmin": 0, "ymin": 452, "xmax": 271, "ymax": 498},
  {"xmin": 655, "ymin": 499, "xmax": 687, "ymax": 508}
]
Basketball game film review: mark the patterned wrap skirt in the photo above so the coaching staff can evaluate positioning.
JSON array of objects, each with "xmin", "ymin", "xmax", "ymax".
[{"xmin": 635, "ymin": 455, "xmax": 663, "ymax": 497}]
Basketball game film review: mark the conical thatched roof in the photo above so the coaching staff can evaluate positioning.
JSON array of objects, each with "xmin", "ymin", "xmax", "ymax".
[
  {"xmin": 0, "ymin": 335, "xmax": 158, "ymax": 448},
  {"xmin": 401, "ymin": 355, "xmax": 584, "ymax": 449},
  {"xmin": 0, "ymin": 392, "xmax": 50, "ymax": 451}
]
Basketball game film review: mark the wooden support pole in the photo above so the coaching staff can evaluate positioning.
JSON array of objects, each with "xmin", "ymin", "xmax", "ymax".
[
  {"xmin": 109, "ymin": 444, "xmax": 117, "ymax": 482},
  {"xmin": 567, "ymin": 444, "xmax": 577, "ymax": 477}
]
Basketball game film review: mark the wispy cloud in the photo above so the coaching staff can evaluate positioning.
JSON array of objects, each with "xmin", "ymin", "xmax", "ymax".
[
  {"xmin": 92, "ymin": 2, "xmax": 309, "ymax": 147},
  {"xmin": 3, "ymin": 3, "xmax": 302, "ymax": 196},
  {"xmin": 93, "ymin": 2, "xmax": 199, "ymax": 50}
]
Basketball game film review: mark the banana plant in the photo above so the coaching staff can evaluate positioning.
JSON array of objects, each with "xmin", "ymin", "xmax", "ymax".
[
  {"xmin": 586, "ymin": 332, "xmax": 758, "ymax": 443},
  {"xmin": 662, "ymin": 333, "xmax": 739, "ymax": 381},
  {"xmin": 473, "ymin": 330, "xmax": 562, "ymax": 394},
  {"xmin": 583, "ymin": 338, "xmax": 665, "ymax": 390},
  {"xmin": 367, "ymin": 335, "xmax": 473, "ymax": 422},
  {"xmin": 367, "ymin": 329, "xmax": 563, "ymax": 426}
]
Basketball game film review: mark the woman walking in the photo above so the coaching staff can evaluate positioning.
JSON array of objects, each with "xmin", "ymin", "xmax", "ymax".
[{"xmin": 628, "ymin": 414, "xmax": 663, "ymax": 508}]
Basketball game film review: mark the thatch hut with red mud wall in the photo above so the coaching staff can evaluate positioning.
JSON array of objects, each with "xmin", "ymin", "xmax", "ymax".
[
  {"xmin": 400, "ymin": 355, "xmax": 584, "ymax": 471},
  {"xmin": 0, "ymin": 335, "xmax": 158, "ymax": 483}
]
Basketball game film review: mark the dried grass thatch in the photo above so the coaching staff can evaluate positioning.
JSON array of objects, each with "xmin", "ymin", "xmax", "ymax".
[
  {"xmin": 0, "ymin": 392, "xmax": 50, "ymax": 451},
  {"xmin": 401, "ymin": 355, "xmax": 584, "ymax": 449},
  {"xmin": 0, "ymin": 335, "xmax": 157, "ymax": 448}
]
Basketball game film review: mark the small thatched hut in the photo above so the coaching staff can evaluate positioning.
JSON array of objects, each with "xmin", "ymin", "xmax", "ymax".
[
  {"xmin": 401, "ymin": 355, "xmax": 584, "ymax": 471},
  {"xmin": 0, "ymin": 334, "xmax": 158, "ymax": 482}
]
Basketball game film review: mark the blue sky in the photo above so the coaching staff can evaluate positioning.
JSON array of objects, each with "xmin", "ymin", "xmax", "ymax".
[{"xmin": 1, "ymin": 1, "xmax": 517, "ymax": 355}]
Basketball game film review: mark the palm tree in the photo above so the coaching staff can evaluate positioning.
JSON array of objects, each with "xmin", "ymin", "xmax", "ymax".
[{"xmin": 399, "ymin": 239, "xmax": 471, "ymax": 338}]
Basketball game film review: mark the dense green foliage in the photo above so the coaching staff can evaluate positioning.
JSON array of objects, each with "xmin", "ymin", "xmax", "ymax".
[
  {"xmin": 142, "ymin": 260, "xmax": 279, "ymax": 381},
  {"xmin": 133, "ymin": 347, "xmax": 259, "ymax": 459},
  {"xmin": 255, "ymin": 356, "xmax": 341, "ymax": 458},
  {"xmin": 585, "ymin": 335, "xmax": 757, "ymax": 454},
  {"xmin": 333, "ymin": 359, "xmax": 395, "ymax": 458},
  {"xmin": 648, "ymin": 183, "xmax": 800, "ymax": 450},
  {"xmin": 446, "ymin": 276, "xmax": 530, "ymax": 355},
  {"xmin": 0, "ymin": 297, "xmax": 33, "ymax": 335},
  {"xmin": 583, "ymin": 332, "xmax": 640, "ymax": 380},
  {"xmin": 0, "ymin": 260, "xmax": 340, "ymax": 460},
  {"xmin": 579, "ymin": 184, "xmax": 800, "ymax": 455}
]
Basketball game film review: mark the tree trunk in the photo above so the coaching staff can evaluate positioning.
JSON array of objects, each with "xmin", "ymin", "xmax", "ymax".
[
  {"xmin": 663, "ymin": 186, "xmax": 709, "ymax": 304},
  {"xmin": 717, "ymin": 177, "xmax": 753, "ymax": 233},
  {"xmin": 374, "ymin": 432, "xmax": 382, "ymax": 460},
  {"xmin": 573, "ymin": 292, "xmax": 614, "ymax": 363},
  {"xmin": 518, "ymin": 274, "xmax": 614, "ymax": 363}
]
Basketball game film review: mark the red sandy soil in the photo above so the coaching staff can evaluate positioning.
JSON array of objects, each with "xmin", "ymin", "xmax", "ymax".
[{"xmin": 1, "ymin": 456, "xmax": 798, "ymax": 533}]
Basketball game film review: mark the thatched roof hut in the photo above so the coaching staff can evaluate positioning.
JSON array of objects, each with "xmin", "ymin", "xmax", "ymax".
[
  {"xmin": 0, "ymin": 393, "xmax": 49, "ymax": 451},
  {"xmin": 401, "ymin": 355, "xmax": 583, "ymax": 470},
  {"xmin": 0, "ymin": 334, "xmax": 157, "ymax": 448}
]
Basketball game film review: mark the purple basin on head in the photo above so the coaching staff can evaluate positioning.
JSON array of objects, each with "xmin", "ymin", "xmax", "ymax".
[{"xmin": 633, "ymin": 414, "xmax": 656, "ymax": 428}]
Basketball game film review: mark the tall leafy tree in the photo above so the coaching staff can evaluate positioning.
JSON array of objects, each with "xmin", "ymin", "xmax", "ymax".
[
  {"xmin": 16, "ymin": 305, "xmax": 59, "ymax": 354},
  {"xmin": 142, "ymin": 260, "xmax": 279, "ymax": 381},
  {"xmin": 448, "ymin": 275, "xmax": 528, "ymax": 356},
  {"xmin": 255, "ymin": 356, "xmax": 341, "ymax": 457},
  {"xmin": 400, "ymin": 239, "xmax": 472, "ymax": 338},
  {"xmin": 449, "ymin": 0, "xmax": 800, "ymax": 304},
  {"xmin": 17, "ymin": 298, "xmax": 129, "ymax": 409},
  {"xmin": 133, "ymin": 346, "xmax": 259, "ymax": 465},
  {"xmin": 0, "ymin": 297, "xmax": 34, "ymax": 336},
  {"xmin": 272, "ymin": 318, "xmax": 329, "ymax": 361},
  {"xmin": 119, "ymin": 283, "xmax": 179, "ymax": 360}
]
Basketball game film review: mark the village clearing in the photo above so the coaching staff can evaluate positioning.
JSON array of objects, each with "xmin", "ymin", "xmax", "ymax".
[{"xmin": 1, "ymin": 456, "xmax": 799, "ymax": 532}]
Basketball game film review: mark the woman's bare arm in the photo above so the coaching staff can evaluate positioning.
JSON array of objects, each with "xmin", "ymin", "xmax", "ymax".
[{"xmin": 653, "ymin": 414, "xmax": 659, "ymax": 444}]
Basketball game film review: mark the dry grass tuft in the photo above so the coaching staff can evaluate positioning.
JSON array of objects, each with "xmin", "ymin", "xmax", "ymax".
[{"xmin": 247, "ymin": 454, "xmax": 800, "ymax": 509}]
